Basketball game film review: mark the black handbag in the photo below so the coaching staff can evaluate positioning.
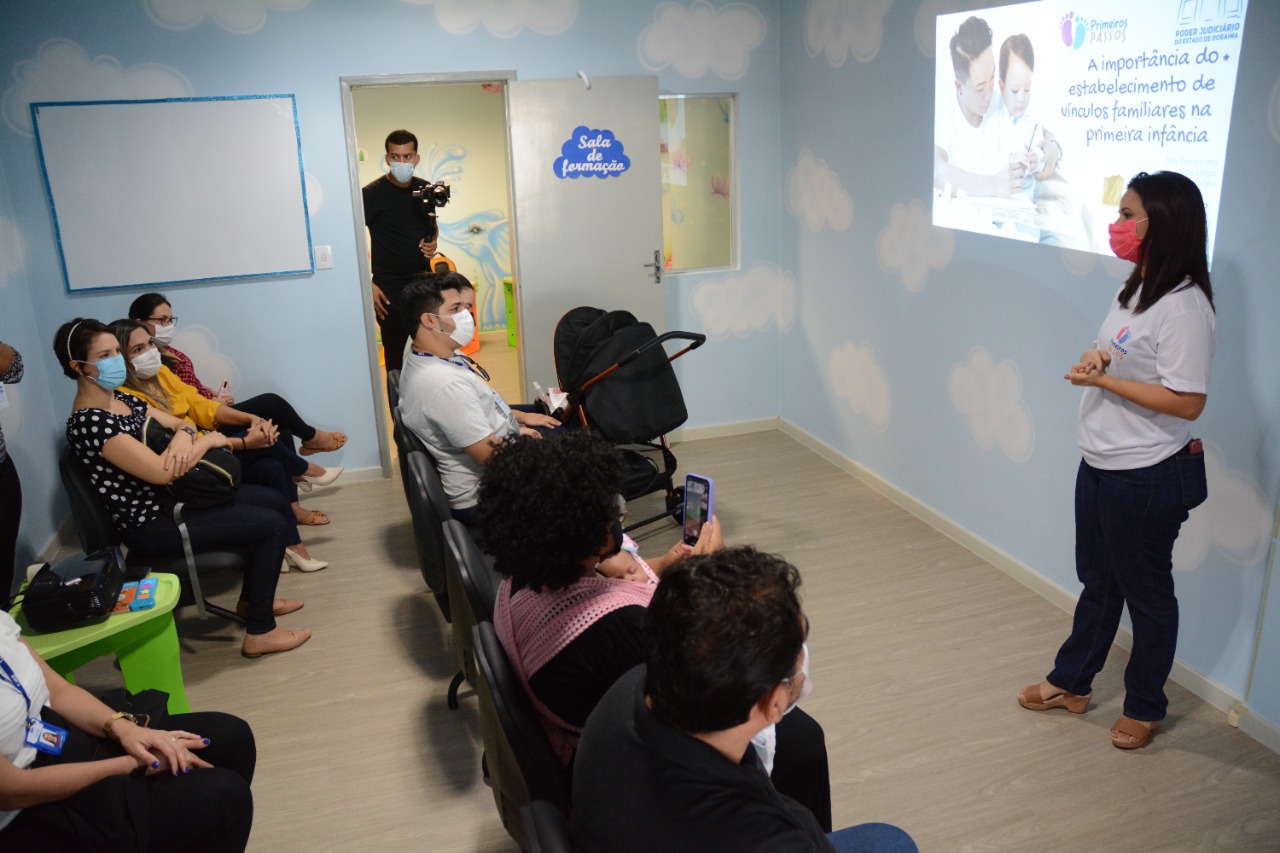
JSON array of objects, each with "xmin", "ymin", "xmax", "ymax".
[
  {"xmin": 18, "ymin": 550, "xmax": 128, "ymax": 633},
  {"xmin": 142, "ymin": 415, "xmax": 241, "ymax": 510}
]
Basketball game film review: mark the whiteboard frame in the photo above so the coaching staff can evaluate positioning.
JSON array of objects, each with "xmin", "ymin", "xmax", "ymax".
[{"xmin": 30, "ymin": 94, "xmax": 314, "ymax": 294}]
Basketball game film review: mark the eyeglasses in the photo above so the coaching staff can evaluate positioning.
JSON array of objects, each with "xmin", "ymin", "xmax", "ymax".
[{"xmin": 148, "ymin": 316, "xmax": 178, "ymax": 325}]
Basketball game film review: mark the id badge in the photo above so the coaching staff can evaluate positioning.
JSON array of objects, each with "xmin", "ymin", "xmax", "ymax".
[{"xmin": 25, "ymin": 716, "xmax": 68, "ymax": 755}]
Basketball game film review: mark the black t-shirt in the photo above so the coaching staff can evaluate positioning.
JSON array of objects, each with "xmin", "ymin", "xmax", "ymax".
[
  {"xmin": 362, "ymin": 175, "xmax": 431, "ymax": 291},
  {"xmin": 573, "ymin": 666, "xmax": 835, "ymax": 853},
  {"xmin": 527, "ymin": 605, "xmax": 646, "ymax": 728}
]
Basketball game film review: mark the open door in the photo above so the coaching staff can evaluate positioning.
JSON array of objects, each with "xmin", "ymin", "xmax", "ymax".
[{"xmin": 507, "ymin": 76, "xmax": 664, "ymax": 399}]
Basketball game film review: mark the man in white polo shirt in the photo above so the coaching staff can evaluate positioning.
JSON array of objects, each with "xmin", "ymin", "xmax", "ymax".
[{"xmin": 397, "ymin": 271, "xmax": 560, "ymax": 523}]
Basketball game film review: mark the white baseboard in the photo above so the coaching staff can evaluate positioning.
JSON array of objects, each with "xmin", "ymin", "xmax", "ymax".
[
  {"xmin": 777, "ymin": 418, "xmax": 1248, "ymax": 720},
  {"xmin": 1235, "ymin": 704, "xmax": 1280, "ymax": 754},
  {"xmin": 669, "ymin": 417, "xmax": 779, "ymax": 445}
]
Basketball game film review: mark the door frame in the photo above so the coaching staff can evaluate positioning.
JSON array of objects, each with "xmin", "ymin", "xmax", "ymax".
[{"xmin": 339, "ymin": 70, "xmax": 517, "ymax": 477}]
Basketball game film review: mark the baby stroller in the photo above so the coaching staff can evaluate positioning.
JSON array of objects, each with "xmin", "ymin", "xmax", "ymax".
[{"xmin": 553, "ymin": 307, "xmax": 705, "ymax": 532}]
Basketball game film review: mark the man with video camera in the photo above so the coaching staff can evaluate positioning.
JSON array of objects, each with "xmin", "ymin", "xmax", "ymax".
[{"xmin": 363, "ymin": 128, "xmax": 456, "ymax": 372}]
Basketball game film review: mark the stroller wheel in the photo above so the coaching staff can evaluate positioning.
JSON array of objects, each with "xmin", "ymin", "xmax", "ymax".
[{"xmin": 667, "ymin": 486, "xmax": 685, "ymax": 524}]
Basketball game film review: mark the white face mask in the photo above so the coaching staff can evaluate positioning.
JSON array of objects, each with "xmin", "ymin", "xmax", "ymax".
[
  {"xmin": 783, "ymin": 643, "xmax": 813, "ymax": 716},
  {"xmin": 442, "ymin": 308, "xmax": 475, "ymax": 347},
  {"xmin": 131, "ymin": 346, "xmax": 163, "ymax": 379},
  {"xmin": 388, "ymin": 160, "xmax": 415, "ymax": 183},
  {"xmin": 151, "ymin": 323, "xmax": 175, "ymax": 346}
]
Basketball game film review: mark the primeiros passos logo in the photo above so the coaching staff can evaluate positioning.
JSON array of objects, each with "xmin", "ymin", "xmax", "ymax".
[{"xmin": 1059, "ymin": 11, "xmax": 1128, "ymax": 50}]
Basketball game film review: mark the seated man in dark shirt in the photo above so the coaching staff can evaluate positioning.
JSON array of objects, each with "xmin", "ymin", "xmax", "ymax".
[{"xmin": 573, "ymin": 547, "xmax": 919, "ymax": 853}]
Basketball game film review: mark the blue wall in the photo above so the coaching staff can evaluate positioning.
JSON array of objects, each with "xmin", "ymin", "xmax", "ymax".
[
  {"xmin": 777, "ymin": 1, "xmax": 1280, "ymax": 735},
  {"xmin": 2, "ymin": 0, "xmax": 1278, "ymax": 737}
]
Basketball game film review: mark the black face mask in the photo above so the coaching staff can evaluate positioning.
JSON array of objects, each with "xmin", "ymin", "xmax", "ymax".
[{"xmin": 604, "ymin": 517, "xmax": 625, "ymax": 558}]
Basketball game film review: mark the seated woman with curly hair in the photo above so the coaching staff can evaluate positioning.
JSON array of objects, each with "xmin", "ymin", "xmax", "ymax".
[{"xmin": 477, "ymin": 432, "xmax": 833, "ymax": 830}]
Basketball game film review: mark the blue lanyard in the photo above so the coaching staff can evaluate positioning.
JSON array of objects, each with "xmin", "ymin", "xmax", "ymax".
[
  {"xmin": 412, "ymin": 350, "xmax": 490, "ymax": 381},
  {"xmin": 0, "ymin": 656, "xmax": 33, "ymax": 717}
]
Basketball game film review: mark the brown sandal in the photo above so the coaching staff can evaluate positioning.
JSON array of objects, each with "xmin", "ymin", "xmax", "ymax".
[
  {"xmin": 295, "ymin": 508, "xmax": 330, "ymax": 526},
  {"xmin": 1111, "ymin": 716, "xmax": 1159, "ymax": 749},
  {"xmin": 1018, "ymin": 682, "xmax": 1090, "ymax": 714},
  {"xmin": 300, "ymin": 431, "xmax": 347, "ymax": 456}
]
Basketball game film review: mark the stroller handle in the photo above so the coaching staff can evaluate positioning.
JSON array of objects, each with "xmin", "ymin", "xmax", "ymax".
[{"xmin": 615, "ymin": 330, "xmax": 707, "ymax": 370}]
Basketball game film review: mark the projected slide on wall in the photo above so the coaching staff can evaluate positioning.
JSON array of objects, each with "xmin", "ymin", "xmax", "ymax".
[{"xmin": 932, "ymin": 0, "xmax": 1248, "ymax": 259}]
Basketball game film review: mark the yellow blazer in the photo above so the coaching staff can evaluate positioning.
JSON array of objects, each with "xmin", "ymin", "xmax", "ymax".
[{"xmin": 117, "ymin": 365, "xmax": 221, "ymax": 430}]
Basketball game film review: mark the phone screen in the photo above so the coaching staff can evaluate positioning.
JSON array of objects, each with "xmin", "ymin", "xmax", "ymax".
[{"xmin": 682, "ymin": 474, "xmax": 714, "ymax": 546}]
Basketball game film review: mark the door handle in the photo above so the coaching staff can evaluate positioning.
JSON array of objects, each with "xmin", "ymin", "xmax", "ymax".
[{"xmin": 642, "ymin": 249, "xmax": 662, "ymax": 285}]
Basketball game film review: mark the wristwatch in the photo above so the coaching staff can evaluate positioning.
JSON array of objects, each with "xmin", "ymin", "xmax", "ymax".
[
  {"xmin": 103, "ymin": 711, "xmax": 140, "ymax": 739},
  {"xmin": 179, "ymin": 426, "xmax": 198, "ymax": 438}
]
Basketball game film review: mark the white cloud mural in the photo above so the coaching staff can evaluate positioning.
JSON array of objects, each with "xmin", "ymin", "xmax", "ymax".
[
  {"xmin": 143, "ymin": 0, "xmax": 311, "ymax": 33},
  {"xmin": 948, "ymin": 346, "xmax": 1035, "ymax": 463},
  {"xmin": 786, "ymin": 150, "xmax": 853, "ymax": 233},
  {"xmin": 804, "ymin": 0, "xmax": 892, "ymax": 66},
  {"xmin": 1174, "ymin": 440, "xmax": 1274, "ymax": 572},
  {"xmin": 638, "ymin": 1, "xmax": 766, "ymax": 80},
  {"xmin": 876, "ymin": 199, "xmax": 955, "ymax": 292},
  {"xmin": 0, "ymin": 218, "xmax": 25, "ymax": 289},
  {"xmin": 173, "ymin": 326, "xmax": 242, "ymax": 396},
  {"xmin": 2, "ymin": 38, "xmax": 191, "ymax": 136},
  {"xmin": 828, "ymin": 341, "xmax": 891, "ymax": 431},
  {"xmin": 1270, "ymin": 77, "xmax": 1280, "ymax": 144},
  {"xmin": 690, "ymin": 262, "xmax": 796, "ymax": 339},
  {"xmin": 1059, "ymin": 247, "xmax": 1098, "ymax": 277},
  {"xmin": 406, "ymin": 0, "xmax": 578, "ymax": 37},
  {"xmin": 916, "ymin": 0, "xmax": 987, "ymax": 57}
]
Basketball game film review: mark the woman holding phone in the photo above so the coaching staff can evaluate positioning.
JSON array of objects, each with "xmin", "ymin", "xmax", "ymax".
[
  {"xmin": 1018, "ymin": 171, "xmax": 1215, "ymax": 749},
  {"xmin": 478, "ymin": 432, "xmax": 832, "ymax": 830}
]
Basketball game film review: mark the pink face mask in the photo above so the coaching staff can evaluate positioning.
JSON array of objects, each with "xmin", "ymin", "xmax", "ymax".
[{"xmin": 1108, "ymin": 217, "xmax": 1148, "ymax": 263}]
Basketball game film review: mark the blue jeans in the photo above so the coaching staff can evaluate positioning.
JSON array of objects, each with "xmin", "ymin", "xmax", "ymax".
[
  {"xmin": 828, "ymin": 823, "xmax": 918, "ymax": 852},
  {"xmin": 1048, "ymin": 450, "xmax": 1205, "ymax": 721}
]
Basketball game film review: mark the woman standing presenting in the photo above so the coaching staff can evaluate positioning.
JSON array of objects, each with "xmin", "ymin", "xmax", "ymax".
[{"xmin": 1018, "ymin": 171, "xmax": 1215, "ymax": 749}]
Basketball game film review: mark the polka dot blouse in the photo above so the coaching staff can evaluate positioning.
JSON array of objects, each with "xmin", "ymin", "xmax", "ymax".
[{"xmin": 66, "ymin": 393, "xmax": 165, "ymax": 530}]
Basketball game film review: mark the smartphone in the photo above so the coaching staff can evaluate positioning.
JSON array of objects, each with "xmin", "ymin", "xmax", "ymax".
[{"xmin": 682, "ymin": 474, "xmax": 714, "ymax": 547}]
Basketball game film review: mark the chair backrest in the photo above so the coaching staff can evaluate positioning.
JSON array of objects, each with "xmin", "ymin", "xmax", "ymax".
[
  {"xmin": 521, "ymin": 800, "xmax": 580, "ymax": 853},
  {"xmin": 405, "ymin": 451, "xmax": 452, "ymax": 597},
  {"xmin": 473, "ymin": 622, "xmax": 571, "ymax": 848},
  {"xmin": 442, "ymin": 520, "xmax": 498, "ymax": 689},
  {"xmin": 59, "ymin": 445, "xmax": 123, "ymax": 554},
  {"xmin": 386, "ymin": 368, "xmax": 401, "ymax": 412}
]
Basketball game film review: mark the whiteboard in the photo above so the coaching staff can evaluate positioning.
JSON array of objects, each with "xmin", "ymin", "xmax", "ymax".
[{"xmin": 32, "ymin": 95, "xmax": 313, "ymax": 292}]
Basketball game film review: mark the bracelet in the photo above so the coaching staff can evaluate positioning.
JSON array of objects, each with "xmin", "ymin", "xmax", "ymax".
[
  {"xmin": 240, "ymin": 438, "xmax": 247, "ymax": 451},
  {"xmin": 103, "ymin": 711, "xmax": 140, "ymax": 739},
  {"xmin": 179, "ymin": 426, "xmax": 197, "ymax": 438}
]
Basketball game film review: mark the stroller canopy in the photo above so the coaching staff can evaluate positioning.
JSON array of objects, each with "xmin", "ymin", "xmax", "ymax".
[{"xmin": 553, "ymin": 307, "xmax": 689, "ymax": 444}]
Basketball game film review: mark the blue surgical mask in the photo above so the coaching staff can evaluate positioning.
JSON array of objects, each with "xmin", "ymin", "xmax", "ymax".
[
  {"xmin": 92, "ymin": 354, "xmax": 127, "ymax": 391},
  {"xmin": 389, "ymin": 161, "xmax": 415, "ymax": 183}
]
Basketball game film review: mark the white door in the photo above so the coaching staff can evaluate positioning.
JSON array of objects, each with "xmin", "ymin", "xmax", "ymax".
[{"xmin": 507, "ymin": 76, "xmax": 664, "ymax": 399}]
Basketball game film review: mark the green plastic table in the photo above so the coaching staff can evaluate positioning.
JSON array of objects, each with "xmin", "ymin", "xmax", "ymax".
[{"xmin": 11, "ymin": 573, "xmax": 191, "ymax": 715}]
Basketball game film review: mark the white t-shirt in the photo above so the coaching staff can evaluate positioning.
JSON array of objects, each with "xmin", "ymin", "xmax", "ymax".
[
  {"xmin": 935, "ymin": 95, "xmax": 1004, "ymax": 182},
  {"xmin": 1, "ymin": 610, "xmax": 51, "ymax": 830},
  {"xmin": 1077, "ymin": 281, "xmax": 1216, "ymax": 470},
  {"xmin": 399, "ymin": 349, "xmax": 520, "ymax": 509}
]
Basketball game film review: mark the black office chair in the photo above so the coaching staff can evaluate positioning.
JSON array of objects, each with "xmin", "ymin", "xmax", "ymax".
[
  {"xmin": 386, "ymin": 368, "xmax": 401, "ymax": 412},
  {"xmin": 473, "ymin": 622, "xmax": 571, "ymax": 850},
  {"xmin": 521, "ymin": 800, "xmax": 580, "ymax": 853},
  {"xmin": 405, "ymin": 450, "xmax": 452, "ymax": 621},
  {"xmin": 59, "ymin": 445, "xmax": 244, "ymax": 624},
  {"xmin": 442, "ymin": 519, "xmax": 500, "ymax": 710},
  {"xmin": 391, "ymin": 402, "xmax": 433, "ymax": 508}
]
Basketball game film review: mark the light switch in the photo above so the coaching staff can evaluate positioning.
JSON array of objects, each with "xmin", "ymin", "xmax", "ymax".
[{"xmin": 314, "ymin": 245, "xmax": 333, "ymax": 269}]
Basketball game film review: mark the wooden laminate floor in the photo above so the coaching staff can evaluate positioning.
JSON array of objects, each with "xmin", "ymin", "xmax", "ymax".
[{"xmin": 76, "ymin": 430, "xmax": 1280, "ymax": 852}]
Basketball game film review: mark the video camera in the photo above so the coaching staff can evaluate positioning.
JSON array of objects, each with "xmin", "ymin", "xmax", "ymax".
[{"xmin": 411, "ymin": 180, "xmax": 450, "ymax": 240}]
